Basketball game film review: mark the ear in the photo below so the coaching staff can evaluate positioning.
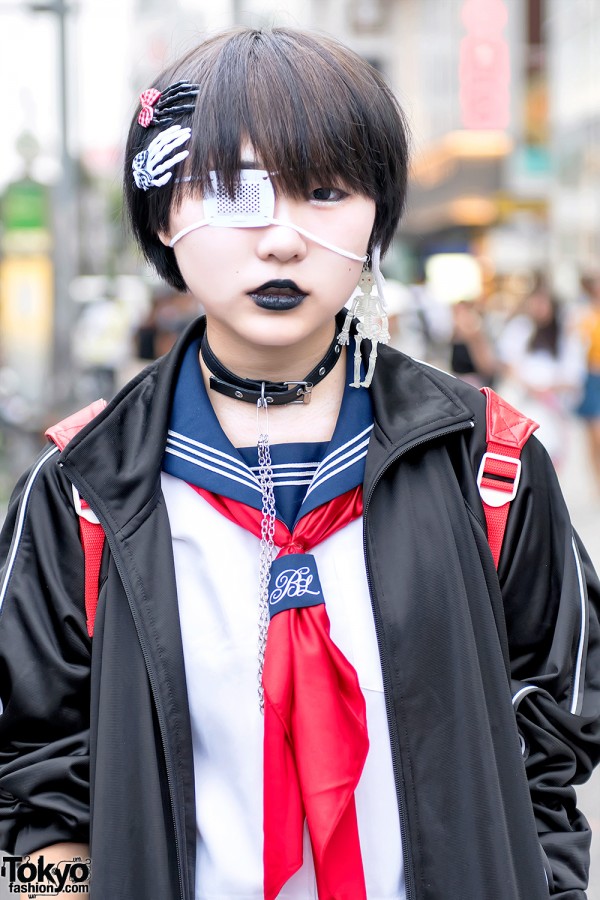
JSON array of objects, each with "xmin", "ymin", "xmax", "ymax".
[{"xmin": 157, "ymin": 230, "xmax": 172, "ymax": 247}]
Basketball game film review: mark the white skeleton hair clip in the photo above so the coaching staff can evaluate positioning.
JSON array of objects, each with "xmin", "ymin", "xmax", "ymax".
[
  {"xmin": 132, "ymin": 124, "xmax": 191, "ymax": 191},
  {"xmin": 338, "ymin": 246, "xmax": 390, "ymax": 388}
]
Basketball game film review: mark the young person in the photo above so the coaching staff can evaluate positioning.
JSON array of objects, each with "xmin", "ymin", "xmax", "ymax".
[
  {"xmin": 576, "ymin": 273, "xmax": 600, "ymax": 493},
  {"xmin": 1, "ymin": 26, "xmax": 599, "ymax": 900},
  {"xmin": 498, "ymin": 281, "xmax": 585, "ymax": 468}
]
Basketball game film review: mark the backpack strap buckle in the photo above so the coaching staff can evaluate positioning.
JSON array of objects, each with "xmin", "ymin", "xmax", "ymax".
[{"xmin": 477, "ymin": 452, "xmax": 522, "ymax": 508}]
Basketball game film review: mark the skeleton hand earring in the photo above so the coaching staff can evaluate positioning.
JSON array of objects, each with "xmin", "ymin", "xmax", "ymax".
[{"xmin": 338, "ymin": 252, "xmax": 390, "ymax": 388}]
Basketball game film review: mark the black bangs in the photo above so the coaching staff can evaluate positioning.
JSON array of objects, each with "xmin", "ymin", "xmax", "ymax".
[{"xmin": 124, "ymin": 27, "xmax": 410, "ymax": 291}]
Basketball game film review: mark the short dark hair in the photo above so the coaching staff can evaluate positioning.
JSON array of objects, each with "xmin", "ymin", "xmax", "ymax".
[{"xmin": 124, "ymin": 27, "xmax": 411, "ymax": 291}]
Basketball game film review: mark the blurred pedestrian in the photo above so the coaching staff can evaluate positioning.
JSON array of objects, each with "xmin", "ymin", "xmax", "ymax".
[
  {"xmin": 449, "ymin": 298, "xmax": 498, "ymax": 388},
  {"xmin": 576, "ymin": 273, "xmax": 600, "ymax": 494},
  {"xmin": 0, "ymin": 26, "xmax": 599, "ymax": 900},
  {"xmin": 497, "ymin": 278, "xmax": 585, "ymax": 467}
]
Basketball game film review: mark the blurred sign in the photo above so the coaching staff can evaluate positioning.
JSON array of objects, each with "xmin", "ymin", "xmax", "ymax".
[
  {"xmin": 2, "ymin": 179, "xmax": 49, "ymax": 231},
  {"xmin": 0, "ymin": 255, "xmax": 54, "ymax": 406},
  {"xmin": 0, "ymin": 178, "xmax": 54, "ymax": 407},
  {"xmin": 459, "ymin": 0, "xmax": 510, "ymax": 130},
  {"xmin": 524, "ymin": 73, "xmax": 549, "ymax": 145},
  {"xmin": 2, "ymin": 179, "xmax": 51, "ymax": 255}
]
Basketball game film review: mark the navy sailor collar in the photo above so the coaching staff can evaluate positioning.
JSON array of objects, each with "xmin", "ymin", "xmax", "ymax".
[{"xmin": 163, "ymin": 336, "xmax": 373, "ymax": 527}]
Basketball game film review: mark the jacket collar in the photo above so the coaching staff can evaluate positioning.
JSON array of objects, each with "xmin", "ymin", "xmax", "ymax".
[
  {"xmin": 363, "ymin": 343, "xmax": 475, "ymax": 499},
  {"xmin": 60, "ymin": 316, "xmax": 205, "ymax": 535},
  {"xmin": 60, "ymin": 316, "xmax": 475, "ymax": 533},
  {"xmin": 368, "ymin": 343, "xmax": 474, "ymax": 448}
]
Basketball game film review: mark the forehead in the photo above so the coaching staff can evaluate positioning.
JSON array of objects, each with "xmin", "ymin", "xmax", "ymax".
[
  {"xmin": 237, "ymin": 143, "xmax": 271, "ymax": 176},
  {"xmin": 239, "ymin": 139, "xmax": 258, "ymax": 166},
  {"xmin": 204, "ymin": 139, "xmax": 347, "ymax": 189}
]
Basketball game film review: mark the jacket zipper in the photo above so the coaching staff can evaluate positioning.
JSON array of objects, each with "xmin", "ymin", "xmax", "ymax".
[
  {"xmin": 60, "ymin": 464, "xmax": 188, "ymax": 900},
  {"xmin": 362, "ymin": 420, "xmax": 474, "ymax": 900}
]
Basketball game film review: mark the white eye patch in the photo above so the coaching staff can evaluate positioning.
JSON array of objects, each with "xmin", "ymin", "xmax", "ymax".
[
  {"xmin": 203, "ymin": 169, "xmax": 275, "ymax": 226},
  {"xmin": 170, "ymin": 170, "xmax": 275, "ymax": 245},
  {"xmin": 168, "ymin": 169, "xmax": 368, "ymax": 263}
]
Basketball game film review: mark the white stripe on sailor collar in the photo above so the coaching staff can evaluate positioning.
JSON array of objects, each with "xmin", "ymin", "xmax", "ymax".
[{"xmin": 163, "ymin": 337, "xmax": 373, "ymax": 519}]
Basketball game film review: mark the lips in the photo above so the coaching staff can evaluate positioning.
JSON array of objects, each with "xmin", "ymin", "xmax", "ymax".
[{"xmin": 248, "ymin": 279, "xmax": 308, "ymax": 311}]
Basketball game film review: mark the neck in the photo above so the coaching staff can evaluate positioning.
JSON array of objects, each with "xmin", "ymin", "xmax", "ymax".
[{"xmin": 204, "ymin": 321, "xmax": 337, "ymax": 384}]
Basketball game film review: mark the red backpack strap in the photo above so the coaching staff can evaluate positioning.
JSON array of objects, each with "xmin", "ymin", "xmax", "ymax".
[
  {"xmin": 45, "ymin": 398, "xmax": 108, "ymax": 452},
  {"xmin": 478, "ymin": 387, "xmax": 539, "ymax": 568},
  {"xmin": 45, "ymin": 399, "xmax": 108, "ymax": 637}
]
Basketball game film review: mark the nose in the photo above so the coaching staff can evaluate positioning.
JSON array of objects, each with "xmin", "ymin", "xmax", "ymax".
[{"xmin": 255, "ymin": 196, "xmax": 307, "ymax": 263}]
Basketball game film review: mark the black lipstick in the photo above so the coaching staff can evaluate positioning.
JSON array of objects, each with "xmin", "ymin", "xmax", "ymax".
[{"xmin": 248, "ymin": 279, "xmax": 308, "ymax": 311}]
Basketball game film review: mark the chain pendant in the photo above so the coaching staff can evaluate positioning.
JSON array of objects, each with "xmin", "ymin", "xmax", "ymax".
[{"xmin": 257, "ymin": 427, "xmax": 276, "ymax": 713}]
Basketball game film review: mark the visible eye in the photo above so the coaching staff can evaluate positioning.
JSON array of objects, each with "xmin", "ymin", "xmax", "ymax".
[{"xmin": 310, "ymin": 187, "xmax": 348, "ymax": 203}]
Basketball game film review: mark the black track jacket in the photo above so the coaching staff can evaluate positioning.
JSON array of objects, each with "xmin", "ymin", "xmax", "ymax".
[{"xmin": 1, "ymin": 317, "xmax": 599, "ymax": 900}]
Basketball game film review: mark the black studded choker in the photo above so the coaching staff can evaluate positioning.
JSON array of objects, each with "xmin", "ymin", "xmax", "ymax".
[{"xmin": 200, "ymin": 330, "xmax": 342, "ymax": 405}]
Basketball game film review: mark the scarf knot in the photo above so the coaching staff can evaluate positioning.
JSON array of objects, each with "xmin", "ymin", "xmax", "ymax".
[{"xmin": 281, "ymin": 539, "xmax": 307, "ymax": 555}]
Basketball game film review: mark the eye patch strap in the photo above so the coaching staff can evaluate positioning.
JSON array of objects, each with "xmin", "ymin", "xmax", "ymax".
[
  {"xmin": 169, "ymin": 217, "xmax": 367, "ymax": 262},
  {"xmin": 169, "ymin": 220, "xmax": 210, "ymax": 247},
  {"xmin": 268, "ymin": 220, "xmax": 367, "ymax": 262}
]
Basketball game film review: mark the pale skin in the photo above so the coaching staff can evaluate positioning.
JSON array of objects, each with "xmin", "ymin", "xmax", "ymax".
[{"xmin": 160, "ymin": 147, "xmax": 376, "ymax": 448}]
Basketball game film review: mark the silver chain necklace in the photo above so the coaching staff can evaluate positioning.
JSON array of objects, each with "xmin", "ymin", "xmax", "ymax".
[{"xmin": 256, "ymin": 391, "xmax": 277, "ymax": 713}]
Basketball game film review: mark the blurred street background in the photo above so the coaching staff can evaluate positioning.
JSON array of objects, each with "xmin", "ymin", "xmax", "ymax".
[{"xmin": 1, "ymin": 0, "xmax": 600, "ymax": 895}]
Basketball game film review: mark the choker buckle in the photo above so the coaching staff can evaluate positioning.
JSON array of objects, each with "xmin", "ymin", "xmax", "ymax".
[{"xmin": 283, "ymin": 381, "xmax": 313, "ymax": 404}]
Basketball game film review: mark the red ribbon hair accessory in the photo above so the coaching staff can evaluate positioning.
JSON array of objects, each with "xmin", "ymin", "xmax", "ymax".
[{"xmin": 138, "ymin": 88, "xmax": 161, "ymax": 127}]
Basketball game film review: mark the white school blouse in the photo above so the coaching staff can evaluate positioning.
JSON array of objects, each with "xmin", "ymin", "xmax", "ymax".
[{"xmin": 162, "ymin": 340, "xmax": 405, "ymax": 900}]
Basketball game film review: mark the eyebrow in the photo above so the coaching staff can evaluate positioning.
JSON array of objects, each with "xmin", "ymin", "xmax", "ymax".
[{"xmin": 240, "ymin": 160, "xmax": 262, "ymax": 169}]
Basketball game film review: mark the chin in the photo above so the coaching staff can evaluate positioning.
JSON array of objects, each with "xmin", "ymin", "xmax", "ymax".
[{"xmin": 250, "ymin": 313, "xmax": 334, "ymax": 343}]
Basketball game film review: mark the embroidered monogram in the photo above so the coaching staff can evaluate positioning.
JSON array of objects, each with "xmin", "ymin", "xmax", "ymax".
[
  {"xmin": 269, "ymin": 567, "xmax": 320, "ymax": 605},
  {"xmin": 267, "ymin": 553, "xmax": 324, "ymax": 617}
]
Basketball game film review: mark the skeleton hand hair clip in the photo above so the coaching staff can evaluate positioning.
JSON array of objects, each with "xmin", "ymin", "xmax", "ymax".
[{"xmin": 132, "ymin": 124, "xmax": 191, "ymax": 191}]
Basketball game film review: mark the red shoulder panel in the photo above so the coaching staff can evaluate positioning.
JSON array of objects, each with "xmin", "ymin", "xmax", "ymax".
[
  {"xmin": 480, "ymin": 386, "xmax": 538, "ymax": 450},
  {"xmin": 45, "ymin": 398, "xmax": 108, "ymax": 452}
]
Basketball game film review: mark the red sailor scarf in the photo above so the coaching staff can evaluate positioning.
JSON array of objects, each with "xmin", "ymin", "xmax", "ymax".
[{"xmin": 189, "ymin": 483, "xmax": 369, "ymax": 900}]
